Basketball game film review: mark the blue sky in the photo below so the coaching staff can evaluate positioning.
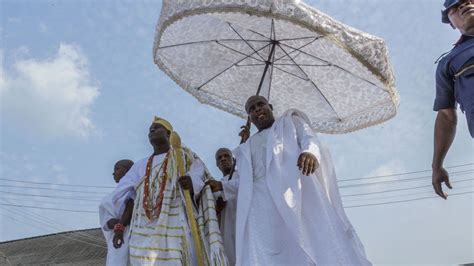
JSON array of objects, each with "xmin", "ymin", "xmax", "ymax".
[{"xmin": 0, "ymin": 0, "xmax": 473, "ymax": 264}]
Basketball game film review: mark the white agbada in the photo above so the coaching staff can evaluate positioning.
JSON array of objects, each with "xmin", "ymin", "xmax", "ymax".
[
  {"xmin": 219, "ymin": 171, "xmax": 239, "ymax": 265},
  {"xmin": 231, "ymin": 109, "xmax": 371, "ymax": 266},
  {"xmin": 99, "ymin": 191, "xmax": 130, "ymax": 266}
]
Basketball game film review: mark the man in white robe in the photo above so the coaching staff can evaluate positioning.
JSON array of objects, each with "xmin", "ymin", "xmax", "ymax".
[
  {"xmin": 211, "ymin": 148, "xmax": 238, "ymax": 265},
  {"xmin": 98, "ymin": 159, "xmax": 134, "ymax": 266},
  {"xmin": 215, "ymin": 96, "xmax": 372, "ymax": 266},
  {"xmin": 110, "ymin": 117, "xmax": 228, "ymax": 266}
]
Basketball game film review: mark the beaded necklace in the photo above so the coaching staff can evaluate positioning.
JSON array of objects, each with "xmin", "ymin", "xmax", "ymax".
[{"xmin": 143, "ymin": 150, "xmax": 170, "ymax": 220}]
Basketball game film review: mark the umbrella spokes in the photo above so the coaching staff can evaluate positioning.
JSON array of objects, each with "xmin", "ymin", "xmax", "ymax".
[
  {"xmin": 279, "ymin": 42, "xmax": 382, "ymax": 89},
  {"xmin": 195, "ymin": 42, "xmax": 272, "ymax": 90},
  {"xmin": 154, "ymin": 2, "xmax": 398, "ymax": 133}
]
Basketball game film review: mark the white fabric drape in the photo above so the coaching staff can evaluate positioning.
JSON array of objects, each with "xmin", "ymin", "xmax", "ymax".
[
  {"xmin": 233, "ymin": 109, "xmax": 371, "ymax": 266},
  {"xmin": 220, "ymin": 173, "xmax": 238, "ymax": 265},
  {"xmin": 99, "ymin": 192, "xmax": 130, "ymax": 266}
]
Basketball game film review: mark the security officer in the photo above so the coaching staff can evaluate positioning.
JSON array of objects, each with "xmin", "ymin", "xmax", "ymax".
[{"xmin": 432, "ymin": 0, "xmax": 474, "ymax": 199}]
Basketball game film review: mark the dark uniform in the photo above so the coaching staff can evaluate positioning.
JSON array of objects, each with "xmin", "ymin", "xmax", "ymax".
[{"xmin": 433, "ymin": 35, "xmax": 474, "ymax": 137}]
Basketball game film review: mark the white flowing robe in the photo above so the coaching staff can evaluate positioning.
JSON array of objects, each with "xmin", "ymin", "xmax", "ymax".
[
  {"xmin": 99, "ymin": 191, "xmax": 130, "ymax": 266},
  {"xmin": 231, "ymin": 109, "xmax": 371, "ymax": 266},
  {"xmin": 220, "ymin": 172, "xmax": 238, "ymax": 265}
]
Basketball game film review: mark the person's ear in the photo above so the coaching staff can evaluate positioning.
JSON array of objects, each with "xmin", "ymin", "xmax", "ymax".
[{"xmin": 269, "ymin": 104, "xmax": 273, "ymax": 110}]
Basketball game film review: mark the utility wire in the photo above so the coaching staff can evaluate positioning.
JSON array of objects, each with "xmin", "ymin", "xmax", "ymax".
[
  {"xmin": 0, "ymin": 185, "xmax": 108, "ymax": 194},
  {"xmin": 0, "ymin": 209, "xmax": 105, "ymax": 248},
  {"xmin": 341, "ymin": 178, "xmax": 474, "ymax": 198},
  {"xmin": 9, "ymin": 204, "xmax": 104, "ymax": 243},
  {"xmin": 0, "ymin": 205, "xmax": 103, "ymax": 244},
  {"xmin": 0, "ymin": 196, "xmax": 100, "ymax": 207},
  {"xmin": 343, "ymin": 184, "xmax": 474, "ymax": 203},
  {"xmin": 1, "ymin": 198, "xmax": 104, "ymax": 243},
  {"xmin": 0, "ymin": 203, "xmax": 97, "ymax": 213},
  {"xmin": 338, "ymin": 170, "xmax": 473, "ymax": 189},
  {"xmin": 339, "ymin": 163, "xmax": 473, "ymax": 182},
  {"xmin": 344, "ymin": 191, "xmax": 473, "ymax": 209},
  {"xmin": 0, "ymin": 178, "xmax": 115, "ymax": 189},
  {"xmin": 0, "ymin": 190, "xmax": 102, "ymax": 201}
]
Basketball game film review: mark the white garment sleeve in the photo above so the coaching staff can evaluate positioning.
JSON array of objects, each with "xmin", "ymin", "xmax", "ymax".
[
  {"xmin": 98, "ymin": 196, "xmax": 115, "ymax": 232},
  {"xmin": 292, "ymin": 114, "xmax": 321, "ymax": 163},
  {"xmin": 222, "ymin": 171, "xmax": 239, "ymax": 201},
  {"xmin": 186, "ymin": 157, "xmax": 205, "ymax": 195}
]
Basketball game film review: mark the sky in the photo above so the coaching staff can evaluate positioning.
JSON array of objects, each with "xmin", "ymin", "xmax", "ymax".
[{"xmin": 0, "ymin": 0, "xmax": 473, "ymax": 265}]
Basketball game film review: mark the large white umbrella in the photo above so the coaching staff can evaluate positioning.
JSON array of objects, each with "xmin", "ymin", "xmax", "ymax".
[{"xmin": 153, "ymin": 0, "xmax": 399, "ymax": 134}]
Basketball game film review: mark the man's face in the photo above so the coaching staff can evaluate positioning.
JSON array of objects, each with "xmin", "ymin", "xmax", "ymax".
[
  {"xmin": 448, "ymin": 0, "xmax": 474, "ymax": 33},
  {"xmin": 112, "ymin": 163, "xmax": 128, "ymax": 183},
  {"xmin": 148, "ymin": 123, "xmax": 170, "ymax": 145},
  {"xmin": 245, "ymin": 96, "xmax": 275, "ymax": 131},
  {"xmin": 215, "ymin": 149, "xmax": 233, "ymax": 175}
]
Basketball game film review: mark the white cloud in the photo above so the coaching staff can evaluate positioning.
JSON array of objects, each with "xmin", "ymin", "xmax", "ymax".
[
  {"xmin": 357, "ymin": 159, "xmax": 408, "ymax": 194},
  {"xmin": 0, "ymin": 43, "xmax": 99, "ymax": 138},
  {"xmin": 367, "ymin": 159, "xmax": 406, "ymax": 177}
]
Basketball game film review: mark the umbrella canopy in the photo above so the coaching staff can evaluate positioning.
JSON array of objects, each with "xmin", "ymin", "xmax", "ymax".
[{"xmin": 153, "ymin": 0, "xmax": 399, "ymax": 134}]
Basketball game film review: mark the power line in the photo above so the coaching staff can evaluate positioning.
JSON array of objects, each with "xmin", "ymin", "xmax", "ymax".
[
  {"xmin": 0, "ymin": 208, "xmax": 105, "ymax": 248},
  {"xmin": 1, "ymin": 198, "xmax": 104, "ymax": 243},
  {"xmin": 341, "ymin": 178, "xmax": 474, "ymax": 198},
  {"xmin": 344, "ymin": 191, "xmax": 473, "ymax": 209},
  {"xmin": 0, "ymin": 185, "xmax": 109, "ymax": 194},
  {"xmin": 343, "ymin": 184, "xmax": 474, "ymax": 203},
  {"xmin": 0, "ymin": 190, "xmax": 102, "ymax": 202},
  {"xmin": 0, "ymin": 178, "xmax": 115, "ymax": 189},
  {"xmin": 7, "ymin": 204, "xmax": 104, "ymax": 243},
  {"xmin": 0, "ymin": 203, "xmax": 98, "ymax": 213},
  {"xmin": 0, "ymin": 196, "xmax": 100, "ymax": 207},
  {"xmin": 338, "ymin": 170, "xmax": 473, "ymax": 189},
  {"xmin": 0, "ymin": 204, "xmax": 104, "ymax": 244},
  {"xmin": 338, "ymin": 163, "xmax": 474, "ymax": 182}
]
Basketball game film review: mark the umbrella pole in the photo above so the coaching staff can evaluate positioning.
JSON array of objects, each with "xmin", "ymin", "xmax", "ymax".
[
  {"xmin": 256, "ymin": 40, "xmax": 277, "ymax": 95},
  {"xmin": 240, "ymin": 41, "xmax": 277, "ymax": 144}
]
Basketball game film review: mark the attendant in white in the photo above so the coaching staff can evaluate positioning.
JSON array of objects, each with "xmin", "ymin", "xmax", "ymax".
[
  {"xmin": 234, "ymin": 96, "xmax": 371, "ymax": 266},
  {"xmin": 209, "ymin": 148, "xmax": 238, "ymax": 265},
  {"xmin": 98, "ymin": 159, "xmax": 134, "ymax": 266}
]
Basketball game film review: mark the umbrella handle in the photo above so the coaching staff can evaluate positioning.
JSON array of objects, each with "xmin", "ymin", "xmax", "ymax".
[{"xmin": 239, "ymin": 117, "xmax": 251, "ymax": 144}]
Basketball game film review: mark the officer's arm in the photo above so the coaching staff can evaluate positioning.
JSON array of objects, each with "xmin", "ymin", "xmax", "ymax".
[{"xmin": 432, "ymin": 108, "xmax": 457, "ymax": 199}]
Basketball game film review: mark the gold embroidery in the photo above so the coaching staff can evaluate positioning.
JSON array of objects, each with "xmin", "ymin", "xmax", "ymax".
[
  {"xmin": 133, "ymin": 224, "xmax": 184, "ymax": 231},
  {"xmin": 129, "ymin": 245, "xmax": 182, "ymax": 252},
  {"xmin": 209, "ymin": 239, "xmax": 224, "ymax": 246},
  {"xmin": 130, "ymin": 254, "xmax": 181, "ymax": 261},
  {"xmin": 132, "ymin": 231, "xmax": 184, "ymax": 238}
]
